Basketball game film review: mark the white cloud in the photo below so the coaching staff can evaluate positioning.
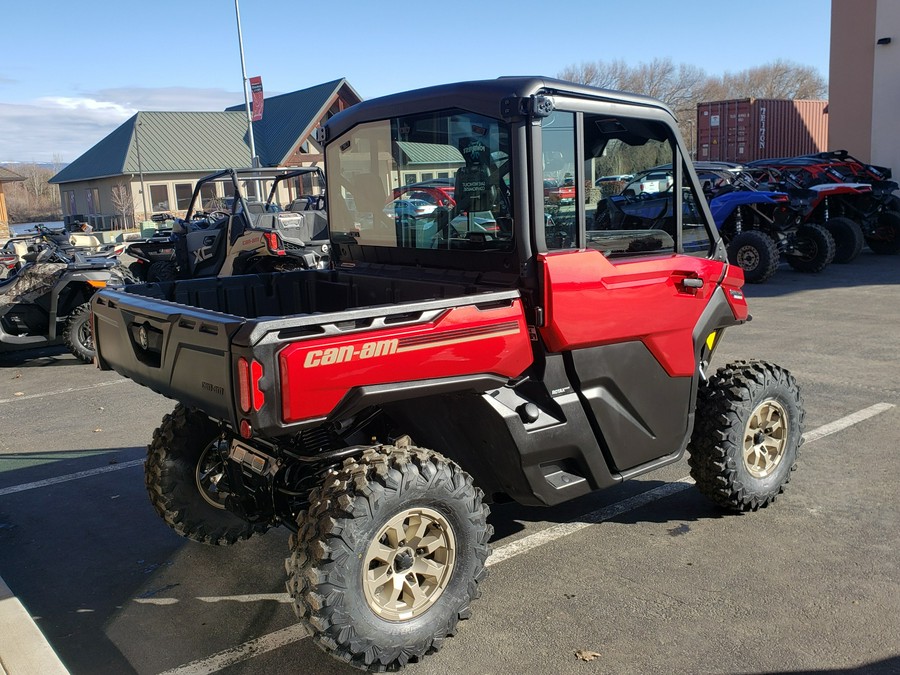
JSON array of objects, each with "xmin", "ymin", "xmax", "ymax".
[{"xmin": 0, "ymin": 86, "xmax": 245, "ymax": 163}]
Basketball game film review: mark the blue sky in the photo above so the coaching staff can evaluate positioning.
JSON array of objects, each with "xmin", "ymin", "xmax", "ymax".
[{"xmin": 1, "ymin": 0, "xmax": 831, "ymax": 163}]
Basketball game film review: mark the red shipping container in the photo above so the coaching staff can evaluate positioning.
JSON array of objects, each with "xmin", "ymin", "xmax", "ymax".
[{"xmin": 696, "ymin": 99, "xmax": 828, "ymax": 163}]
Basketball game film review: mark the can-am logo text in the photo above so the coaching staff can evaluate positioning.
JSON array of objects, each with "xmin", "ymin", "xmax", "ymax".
[{"xmin": 303, "ymin": 339, "xmax": 399, "ymax": 368}]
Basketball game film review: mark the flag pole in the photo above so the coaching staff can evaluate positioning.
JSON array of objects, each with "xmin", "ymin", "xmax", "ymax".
[{"xmin": 234, "ymin": 0, "xmax": 258, "ymax": 169}]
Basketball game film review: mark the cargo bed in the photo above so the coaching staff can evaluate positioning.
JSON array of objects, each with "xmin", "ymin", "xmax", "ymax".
[{"xmin": 91, "ymin": 266, "xmax": 522, "ymax": 432}]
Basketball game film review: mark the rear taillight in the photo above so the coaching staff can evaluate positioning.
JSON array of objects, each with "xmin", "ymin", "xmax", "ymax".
[
  {"xmin": 238, "ymin": 357, "xmax": 251, "ymax": 413},
  {"xmin": 238, "ymin": 357, "xmax": 265, "ymax": 414},
  {"xmin": 263, "ymin": 231, "xmax": 285, "ymax": 255}
]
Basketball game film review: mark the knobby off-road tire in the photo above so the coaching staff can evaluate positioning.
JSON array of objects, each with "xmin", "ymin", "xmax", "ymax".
[
  {"xmin": 727, "ymin": 230, "xmax": 780, "ymax": 283},
  {"xmin": 786, "ymin": 222, "xmax": 836, "ymax": 273},
  {"xmin": 689, "ymin": 360, "xmax": 804, "ymax": 512},
  {"xmin": 146, "ymin": 404, "xmax": 268, "ymax": 545},
  {"xmin": 865, "ymin": 210, "xmax": 900, "ymax": 254},
  {"xmin": 63, "ymin": 301, "xmax": 94, "ymax": 363},
  {"xmin": 147, "ymin": 261, "xmax": 177, "ymax": 282},
  {"xmin": 824, "ymin": 216, "xmax": 864, "ymax": 263},
  {"xmin": 286, "ymin": 446, "xmax": 492, "ymax": 672}
]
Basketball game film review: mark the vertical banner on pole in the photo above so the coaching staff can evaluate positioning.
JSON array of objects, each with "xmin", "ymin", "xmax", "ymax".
[{"xmin": 250, "ymin": 76, "xmax": 264, "ymax": 122}]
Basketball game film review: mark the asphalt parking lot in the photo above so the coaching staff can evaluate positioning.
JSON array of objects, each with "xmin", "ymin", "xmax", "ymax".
[{"xmin": 1, "ymin": 253, "xmax": 898, "ymax": 675}]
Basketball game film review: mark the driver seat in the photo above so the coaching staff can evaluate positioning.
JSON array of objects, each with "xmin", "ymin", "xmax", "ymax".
[{"xmin": 454, "ymin": 137, "xmax": 495, "ymax": 214}]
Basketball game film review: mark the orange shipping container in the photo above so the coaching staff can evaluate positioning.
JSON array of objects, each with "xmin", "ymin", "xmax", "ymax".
[{"xmin": 696, "ymin": 99, "xmax": 828, "ymax": 163}]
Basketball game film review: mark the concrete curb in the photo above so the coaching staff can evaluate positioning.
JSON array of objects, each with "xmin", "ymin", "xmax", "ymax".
[{"xmin": 0, "ymin": 575, "xmax": 69, "ymax": 674}]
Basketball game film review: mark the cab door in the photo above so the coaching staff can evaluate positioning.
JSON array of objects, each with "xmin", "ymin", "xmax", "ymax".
[{"xmin": 535, "ymin": 109, "xmax": 725, "ymax": 472}]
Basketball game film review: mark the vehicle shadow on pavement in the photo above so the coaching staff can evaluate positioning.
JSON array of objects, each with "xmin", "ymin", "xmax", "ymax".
[
  {"xmin": 0, "ymin": 449, "xmax": 418, "ymax": 675},
  {"xmin": 757, "ymin": 655, "xmax": 900, "ymax": 674},
  {"xmin": 0, "ymin": 344, "xmax": 86, "ymax": 368},
  {"xmin": 741, "ymin": 252, "xmax": 899, "ymax": 300},
  {"xmin": 487, "ymin": 479, "xmax": 727, "ymax": 542}
]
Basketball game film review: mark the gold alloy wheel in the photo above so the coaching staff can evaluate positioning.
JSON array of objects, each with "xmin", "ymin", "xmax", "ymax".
[
  {"xmin": 743, "ymin": 400, "xmax": 789, "ymax": 479},
  {"xmin": 362, "ymin": 507, "xmax": 456, "ymax": 621}
]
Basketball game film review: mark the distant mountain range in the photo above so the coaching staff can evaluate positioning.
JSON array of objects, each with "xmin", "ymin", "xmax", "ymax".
[{"xmin": 1, "ymin": 161, "xmax": 68, "ymax": 171}]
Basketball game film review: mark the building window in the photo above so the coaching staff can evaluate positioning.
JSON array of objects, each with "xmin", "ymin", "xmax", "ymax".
[
  {"xmin": 404, "ymin": 173, "xmax": 417, "ymax": 185},
  {"xmin": 175, "ymin": 183, "xmax": 193, "ymax": 211},
  {"xmin": 65, "ymin": 191, "xmax": 76, "ymax": 215},
  {"xmin": 86, "ymin": 189, "xmax": 95, "ymax": 214},
  {"xmin": 421, "ymin": 172, "xmax": 433, "ymax": 181},
  {"xmin": 149, "ymin": 185, "xmax": 170, "ymax": 212},
  {"xmin": 92, "ymin": 188, "xmax": 100, "ymax": 213}
]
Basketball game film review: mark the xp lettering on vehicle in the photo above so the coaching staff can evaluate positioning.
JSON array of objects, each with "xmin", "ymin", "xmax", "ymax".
[{"xmin": 92, "ymin": 76, "xmax": 805, "ymax": 672}]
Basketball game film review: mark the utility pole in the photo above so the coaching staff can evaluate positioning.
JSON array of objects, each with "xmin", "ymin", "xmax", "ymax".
[
  {"xmin": 134, "ymin": 117, "xmax": 149, "ymax": 221},
  {"xmin": 234, "ymin": 0, "xmax": 258, "ymax": 170}
]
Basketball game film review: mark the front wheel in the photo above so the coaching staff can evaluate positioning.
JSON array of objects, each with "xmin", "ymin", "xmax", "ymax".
[
  {"xmin": 689, "ymin": 361, "xmax": 804, "ymax": 511},
  {"xmin": 786, "ymin": 222, "xmax": 835, "ymax": 273},
  {"xmin": 287, "ymin": 446, "xmax": 492, "ymax": 671},
  {"xmin": 63, "ymin": 302, "xmax": 94, "ymax": 363},
  {"xmin": 727, "ymin": 230, "xmax": 780, "ymax": 283},
  {"xmin": 146, "ymin": 405, "xmax": 269, "ymax": 545},
  {"xmin": 865, "ymin": 210, "xmax": 900, "ymax": 254}
]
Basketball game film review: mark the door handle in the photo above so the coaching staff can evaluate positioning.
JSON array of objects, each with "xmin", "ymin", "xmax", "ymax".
[{"xmin": 681, "ymin": 278, "xmax": 704, "ymax": 288}]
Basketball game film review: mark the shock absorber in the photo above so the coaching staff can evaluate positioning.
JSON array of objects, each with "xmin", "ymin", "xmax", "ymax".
[
  {"xmin": 823, "ymin": 196, "xmax": 830, "ymax": 221},
  {"xmin": 734, "ymin": 207, "xmax": 743, "ymax": 235}
]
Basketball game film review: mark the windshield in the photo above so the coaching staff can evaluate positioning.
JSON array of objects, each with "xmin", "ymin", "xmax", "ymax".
[{"xmin": 326, "ymin": 109, "xmax": 513, "ymax": 252}]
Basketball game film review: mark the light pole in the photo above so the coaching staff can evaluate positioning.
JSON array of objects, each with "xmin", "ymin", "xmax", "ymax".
[
  {"xmin": 234, "ymin": 0, "xmax": 258, "ymax": 170},
  {"xmin": 134, "ymin": 117, "xmax": 148, "ymax": 221}
]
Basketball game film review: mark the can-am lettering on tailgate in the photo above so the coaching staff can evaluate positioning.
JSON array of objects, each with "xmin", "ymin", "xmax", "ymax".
[
  {"xmin": 304, "ymin": 339, "xmax": 399, "ymax": 368},
  {"xmin": 278, "ymin": 300, "xmax": 534, "ymax": 423}
]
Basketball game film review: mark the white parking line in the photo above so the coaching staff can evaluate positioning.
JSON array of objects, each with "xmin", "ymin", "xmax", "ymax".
[
  {"xmin": 0, "ymin": 459, "xmax": 145, "ymax": 498},
  {"xmin": 149, "ymin": 402, "xmax": 895, "ymax": 675},
  {"xmin": 0, "ymin": 378, "xmax": 128, "ymax": 405},
  {"xmin": 158, "ymin": 625, "xmax": 310, "ymax": 675}
]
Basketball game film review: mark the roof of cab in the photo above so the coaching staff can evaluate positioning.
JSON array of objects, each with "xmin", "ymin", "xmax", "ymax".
[{"xmin": 323, "ymin": 76, "xmax": 674, "ymax": 141}]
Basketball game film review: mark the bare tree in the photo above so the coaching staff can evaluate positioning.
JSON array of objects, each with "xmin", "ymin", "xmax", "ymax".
[
  {"xmin": 559, "ymin": 58, "xmax": 827, "ymax": 154},
  {"xmin": 110, "ymin": 182, "xmax": 135, "ymax": 229},
  {"xmin": 705, "ymin": 59, "xmax": 827, "ymax": 100}
]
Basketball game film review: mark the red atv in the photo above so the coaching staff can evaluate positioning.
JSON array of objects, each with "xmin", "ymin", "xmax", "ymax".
[
  {"xmin": 749, "ymin": 155, "xmax": 900, "ymax": 257},
  {"xmin": 92, "ymin": 77, "xmax": 805, "ymax": 672}
]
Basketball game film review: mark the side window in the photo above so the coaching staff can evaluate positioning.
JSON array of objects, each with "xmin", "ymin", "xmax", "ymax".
[
  {"xmin": 681, "ymin": 162, "xmax": 713, "ymax": 256},
  {"xmin": 583, "ymin": 114, "xmax": 676, "ymax": 257},
  {"xmin": 540, "ymin": 111, "xmax": 577, "ymax": 250}
]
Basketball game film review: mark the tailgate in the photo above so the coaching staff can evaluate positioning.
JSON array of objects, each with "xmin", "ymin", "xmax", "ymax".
[{"xmin": 91, "ymin": 288, "xmax": 246, "ymax": 422}]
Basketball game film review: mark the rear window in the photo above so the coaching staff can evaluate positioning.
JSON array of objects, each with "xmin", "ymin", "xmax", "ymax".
[{"xmin": 326, "ymin": 109, "xmax": 514, "ymax": 252}]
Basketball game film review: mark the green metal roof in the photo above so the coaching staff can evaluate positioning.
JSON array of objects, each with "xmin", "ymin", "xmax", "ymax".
[
  {"xmin": 396, "ymin": 141, "xmax": 464, "ymax": 165},
  {"xmin": 51, "ymin": 111, "xmax": 250, "ymax": 184},
  {"xmin": 226, "ymin": 78, "xmax": 360, "ymax": 165},
  {"xmin": 51, "ymin": 79, "xmax": 361, "ymax": 185}
]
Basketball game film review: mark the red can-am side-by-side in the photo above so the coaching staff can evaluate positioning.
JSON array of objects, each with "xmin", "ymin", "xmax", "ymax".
[{"xmin": 92, "ymin": 77, "xmax": 804, "ymax": 672}]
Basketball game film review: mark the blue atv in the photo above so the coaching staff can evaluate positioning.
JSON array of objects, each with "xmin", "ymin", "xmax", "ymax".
[{"xmin": 708, "ymin": 174, "xmax": 835, "ymax": 283}]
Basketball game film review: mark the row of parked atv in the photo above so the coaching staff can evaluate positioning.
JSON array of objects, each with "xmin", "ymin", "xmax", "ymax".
[
  {"xmin": 704, "ymin": 150, "xmax": 899, "ymax": 283},
  {"xmin": 0, "ymin": 167, "xmax": 330, "ymax": 363}
]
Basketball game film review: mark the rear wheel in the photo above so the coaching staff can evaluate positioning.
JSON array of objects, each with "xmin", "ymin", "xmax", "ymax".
[
  {"xmin": 63, "ymin": 301, "xmax": 94, "ymax": 363},
  {"xmin": 287, "ymin": 446, "xmax": 491, "ymax": 672},
  {"xmin": 727, "ymin": 230, "xmax": 779, "ymax": 283},
  {"xmin": 786, "ymin": 222, "xmax": 835, "ymax": 273},
  {"xmin": 865, "ymin": 210, "xmax": 900, "ymax": 254},
  {"xmin": 146, "ymin": 405, "xmax": 269, "ymax": 545},
  {"xmin": 689, "ymin": 360, "xmax": 804, "ymax": 511},
  {"xmin": 824, "ymin": 217, "xmax": 864, "ymax": 263}
]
